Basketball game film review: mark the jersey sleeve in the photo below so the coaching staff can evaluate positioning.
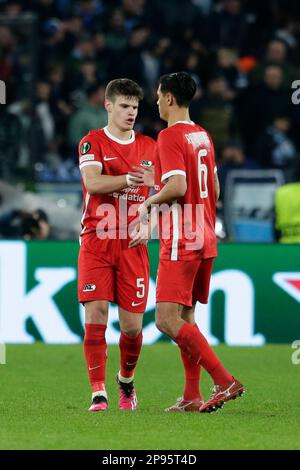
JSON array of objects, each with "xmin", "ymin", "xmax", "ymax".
[
  {"xmin": 78, "ymin": 134, "xmax": 103, "ymax": 172},
  {"xmin": 153, "ymin": 148, "xmax": 163, "ymax": 193},
  {"xmin": 157, "ymin": 130, "xmax": 186, "ymax": 184}
]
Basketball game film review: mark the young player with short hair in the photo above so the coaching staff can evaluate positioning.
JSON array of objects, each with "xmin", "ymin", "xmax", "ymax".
[
  {"xmin": 133, "ymin": 72, "xmax": 245, "ymax": 413},
  {"xmin": 78, "ymin": 78, "xmax": 156, "ymax": 411}
]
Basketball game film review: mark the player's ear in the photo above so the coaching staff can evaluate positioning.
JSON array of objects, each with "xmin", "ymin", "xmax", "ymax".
[
  {"xmin": 167, "ymin": 92, "xmax": 174, "ymax": 106},
  {"xmin": 104, "ymin": 99, "xmax": 112, "ymax": 113}
]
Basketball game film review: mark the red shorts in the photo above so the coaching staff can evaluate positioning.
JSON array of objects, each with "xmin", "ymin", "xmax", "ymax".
[
  {"xmin": 156, "ymin": 257, "xmax": 215, "ymax": 307},
  {"xmin": 78, "ymin": 234, "xmax": 149, "ymax": 313}
]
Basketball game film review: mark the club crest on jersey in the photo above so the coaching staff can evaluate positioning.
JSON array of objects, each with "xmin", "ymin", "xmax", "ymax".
[
  {"xmin": 80, "ymin": 142, "xmax": 91, "ymax": 155},
  {"xmin": 83, "ymin": 283, "xmax": 96, "ymax": 292},
  {"xmin": 140, "ymin": 160, "xmax": 152, "ymax": 167}
]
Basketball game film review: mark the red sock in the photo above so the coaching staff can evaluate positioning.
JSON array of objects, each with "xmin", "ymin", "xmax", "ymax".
[
  {"xmin": 175, "ymin": 323, "xmax": 232, "ymax": 385},
  {"xmin": 119, "ymin": 330, "xmax": 143, "ymax": 379},
  {"xmin": 84, "ymin": 323, "xmax": 107, "ymax": 393},
  {"xmin": 181, "ymin": 324, "xmax": 202, "ymax": 401},
  {"xmin": 209, "ymin": 363, "xmax": 233, "ymax": 387}
]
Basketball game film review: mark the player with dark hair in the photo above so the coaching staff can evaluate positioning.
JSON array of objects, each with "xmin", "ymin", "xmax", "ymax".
[
  {"xmin": 78, "ymin": 78, "xmax": 156, "ymax": 412},
  {"xmin": 132, "ymin": 72, "xmax": 245, "ymax": 413}
]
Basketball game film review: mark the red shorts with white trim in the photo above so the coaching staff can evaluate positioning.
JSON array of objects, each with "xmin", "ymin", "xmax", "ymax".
[
  {"xmin": 78, "ymin": 233, "xmax": 149, "ymax": 313},
  {"xmin": 156, "ymin": 257, "xmax": 215, "ymax": 307}
]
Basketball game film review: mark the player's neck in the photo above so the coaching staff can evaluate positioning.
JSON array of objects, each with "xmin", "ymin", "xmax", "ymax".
[
  {"xmin": 106, "ymin": 122, "xmax": 133, "ymax": 141},
  {"xmin": 167, "ymin": 110, "xmax": 192, "ymax": 127}
]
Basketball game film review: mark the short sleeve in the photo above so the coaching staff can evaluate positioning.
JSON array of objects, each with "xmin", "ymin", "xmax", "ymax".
[
  {"xmin": 157, "ymin": 130, "xmax": 186, "ymax": 184},
  {"xmin": 78, "ymin": 134, "xmax": 103, "ymax": 172}
]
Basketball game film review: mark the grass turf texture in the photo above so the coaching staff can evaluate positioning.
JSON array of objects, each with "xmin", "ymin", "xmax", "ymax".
[{"xmin": 0, "ymin": 344, "xmax": 299, "ymax": 450}]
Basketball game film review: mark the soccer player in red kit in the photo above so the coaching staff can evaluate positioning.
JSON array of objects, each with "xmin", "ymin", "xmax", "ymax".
[
  {"xmin": 132, "ymin": 72, "xmax": 245, "ymax": 413},
  {"xmin": 78, "ymin": 79, "xmax": 156, "ymax": 411}
]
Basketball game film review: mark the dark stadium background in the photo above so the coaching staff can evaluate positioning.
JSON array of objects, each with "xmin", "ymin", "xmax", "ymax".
[{"xmin": 0, "ymin": 0, "xmax": 300, "ymax": 452}]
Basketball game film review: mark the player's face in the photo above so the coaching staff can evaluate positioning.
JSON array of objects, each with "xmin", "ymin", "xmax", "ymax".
[
  {"xmin": 106, "ymin": 95, "xmax": 139, "ymax": 131},
  {"xmin": 157, "ymin": 86, "xmax": 168, "ymax": 121}
]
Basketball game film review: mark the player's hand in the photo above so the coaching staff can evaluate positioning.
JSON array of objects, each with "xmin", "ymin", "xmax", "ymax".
[
  {"xmin": 138, "ymin": 202, "xmax": 150, "ymax": 225},
  {"xmin": 128, "ymin": 165, "xmax": 155, "ymax": 187},
  {"xmin": 126, "ymin": 171, "xmax": 144, "ymax": 186},
  {"xmin": 129, "ymin": 222, "xmax": 149, "ymax": 248}
]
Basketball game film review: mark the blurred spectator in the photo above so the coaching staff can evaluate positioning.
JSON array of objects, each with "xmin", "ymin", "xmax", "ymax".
[
  {"xmin": 2, "ymin": 1, "xmax": 23, "ymax": 17},
  {"xmin": 70, "ymin": 60, "xmax": 99, "ymax": 95},
  {"xmin": 141, "ymin": 38, "xmax": 162, "ymax": 93},
  {"xmin": 0, "ymin": 107, "xmax": 22, "ymax": 179},
  {"xmin": 217, "ymin": 139, "xmax": 258, "ymax": 202},
  {"xmin": 214, "ymin": 47, "xmax": 248, "ymax": 93},
  {"xmin": 250, "ymin": 38, "xmax": 297, "ymax": 89},
  {"xmin": 67, "ymin": 83, "xmax": 106, "ymax": 151},
  {"xmin": 0, "ymin": 26, "xmax": 17, "ymax": 98},
  {"xmin": 239, "ymin": 65, "xmax": 292, "ymax": 153},
  {"xmin": 274, "ymin": 18, "xmax": 299, "ymax": 50},
  {"xmin": 0, "ymin": 208, "xmax": 50, "ymax": 240},
  {"xmin": 119, "ymin": 25, "xmax": 151, "ymax": 85},
  {"xmin": 104, "ymin": 8, "xmax": 127, "ymax": 52},
  {"xmin": 254, "ymin": 115, "xmax": 298, "ymax": 181},
  {"xmin": 192, "ymin": 0, "xmax": 213, "ymax": 17},
  {"xmin": 206, "ymin": 0, "xmax": 248, "ymax": 51},
  {"xmin": 73, "ymin": 0, "xmax": 104, "ymax": 30},
  {"xmin": 47, "ymin": 64, "xmax": 72, "ymax": 133},
  {"xmin": 36, "ymin": 81, "xmax": 55, "ymax": 144},
  {"xmin": 40, "ymin": 18, "xmax": 67, "ymax": 72},
  {"xmin": 199, "ymin": 76, "xmax": 236, "ymax": 152}
]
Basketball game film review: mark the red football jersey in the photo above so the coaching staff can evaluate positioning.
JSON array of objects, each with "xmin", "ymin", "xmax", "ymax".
[
  {"xmin": 155, "ymin": 121, "xmax": 217, "ymax": 260},
  {"xmin": 78, "ymin": 127, "xmax": 156, "ymax": 240}
]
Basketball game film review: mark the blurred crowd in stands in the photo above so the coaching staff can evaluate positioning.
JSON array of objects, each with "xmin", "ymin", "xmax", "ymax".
[{"xmin": 1, "ymin": 0, "xmax": 300, "ymax": 240}]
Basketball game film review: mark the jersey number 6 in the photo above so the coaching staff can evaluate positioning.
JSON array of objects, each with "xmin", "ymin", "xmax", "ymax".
[{"xmin": 198, "ymin": 149, "xmax": 208, "ymax": 198}]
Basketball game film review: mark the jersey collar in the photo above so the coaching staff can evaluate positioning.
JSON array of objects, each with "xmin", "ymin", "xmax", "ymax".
[
  {"xmin": 104, "ymin": 126, "xmax": 135, "ymax": 145},
  {"xmin": 171, "ymin": 120, "xmax": 195, "ymax": 126}
]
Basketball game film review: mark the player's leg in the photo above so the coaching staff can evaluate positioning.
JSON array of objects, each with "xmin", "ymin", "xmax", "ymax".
[
  {"xmin": 180, "ymin": 305, "xmax": 203, "ymax": 402},
  {"xmin": 192, "ymin": 258, "xmax": 245, "ymax": 412},
  {"xmin": 83, "ymin": 300, "xmax": 109, "ymax": 411},
  {"xmin": 156, "ymin": 258, "xmax": 244, "ymax": 412},
  {"xmin": 155, "ymin": 258, "xmax": 200, "ymax": 340},
  {"xmin": 78, "ymin": 237, "xmax": 115, "ymax": 411},
  {"xmin": 164, "ymin": 303, "xmax": 204, "ymax": 412},
  {"xmin": 115, "ymin": 243, "xmax": 149, "ymax": 410},
  {"xmin": 118, "ymin": 309, "xmax": 143, "ymax": 381},
  {"xmin": 116, "ymin": 308, "xmax": 143, "ymax": 410},
  {"xmin": 155, "ymin": 259, "xmax": 203, "ymax": 409}
]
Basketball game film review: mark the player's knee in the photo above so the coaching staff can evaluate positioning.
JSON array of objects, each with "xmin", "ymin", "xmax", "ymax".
[
  {"xmin": 156, "ymin": 305, "xmax": 178, "ymax": 336},
  {"xmin": 155, "ymin": 318, "xmax": 165, "ymax": 333},
  {"xmin": 121, "ymin": 325, "xmax": 141, "ymax": 337},
  {"xmin": 85, "ymin": 305, "xmax": 108, "ymax": 324},
  {"xmin": 155, "ymin": 313, "xmax": 169, "ymax": 335}
]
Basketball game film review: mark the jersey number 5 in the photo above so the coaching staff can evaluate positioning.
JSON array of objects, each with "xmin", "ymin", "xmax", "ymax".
[
  {"xmin": 136, "ymin": 278, "xmax": 145, "ymax": 298},
  {"xmin": 198, "ymin": 149, "xmax": 208, "ymax": 198}
]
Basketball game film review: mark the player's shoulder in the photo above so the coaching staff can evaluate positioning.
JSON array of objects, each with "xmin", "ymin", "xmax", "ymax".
[
  {"xmin": 79, "ymin": 129, "xmax": 105, "ymax": 146},
  {"xmin": 157, "ymin": 126, "xmax": 173, "ymax": 141},
  {"xmin": 157, "ymin": 124, "xmax": 186, "ymax": 145},
  {"xmin": 135, "ymin": 131, "xmax": 156, "ymax": 147},
  {"xmin": 195, "ymin": 123, "xmax": 213, "ymax": 142}
]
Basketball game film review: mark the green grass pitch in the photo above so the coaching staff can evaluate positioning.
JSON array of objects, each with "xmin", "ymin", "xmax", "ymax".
[{"xmin": 0, "ymin": 343, "xmax": 299, "ymax": 450}]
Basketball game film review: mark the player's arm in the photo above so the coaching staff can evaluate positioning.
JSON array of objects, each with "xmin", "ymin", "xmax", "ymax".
[
  {"xmin": 128, "ymin": 165, "xmax": 155, "ymax": 187},
  {"xmin": 81, "ymin": 165, "xmax": 143, "ymax": 195},
  {"xmin": 134, "ymin": 175, "xmax": 186, "ymax": 234},
  {"xmin": 129, "ymin": 177, "xmax": 185, "ymax": 248},
  {"xmin": 129, "ymin": 206, "xmax": 159, "ymax": 248},
  {"xmin": 144, "ymin": 174, "xmax": 186, "ymax": 207},
  {"xmin": 214, "ymin": 169, "xmax": 220, "ymax": 202}
]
